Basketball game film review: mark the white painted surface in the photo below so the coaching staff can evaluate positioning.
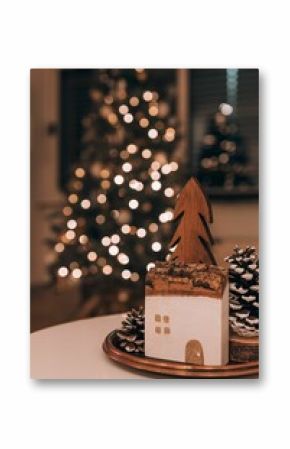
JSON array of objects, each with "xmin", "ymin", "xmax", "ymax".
[
  {"xmin": 145, "ymin": 285, "xmax": 229, "ymax": 366},
  {"xmin": 30, "ymin": 314, "xmax": 158, "ymax": 379}
]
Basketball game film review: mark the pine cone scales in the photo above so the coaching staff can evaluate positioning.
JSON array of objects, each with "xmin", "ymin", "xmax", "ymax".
[
  {"xmin": 225, "ymin": 245, "xmax": 259, "ymax": 337},
  {"xmin": 116, "ymin": 307, "xmax": 145, "ymax": 353}
]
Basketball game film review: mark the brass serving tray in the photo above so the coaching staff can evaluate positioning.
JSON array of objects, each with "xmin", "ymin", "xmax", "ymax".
[{"xmin": 103, "ymin": 331, "xmax": 259, "ymax": 378}]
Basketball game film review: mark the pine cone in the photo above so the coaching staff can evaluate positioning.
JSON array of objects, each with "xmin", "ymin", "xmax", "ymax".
[
  {"xmin": 116, "ymin": 307, "xmax": 145, "ymax": 353},
  {"xmin": 225, "ymin": 245, "xmax": 259, "ymax": 337}
]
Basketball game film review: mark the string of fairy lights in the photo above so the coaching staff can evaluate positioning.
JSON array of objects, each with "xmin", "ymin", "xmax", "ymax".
[{"xmin": 51, "ymin": 69, "xmax": 179, "ymax": 285}]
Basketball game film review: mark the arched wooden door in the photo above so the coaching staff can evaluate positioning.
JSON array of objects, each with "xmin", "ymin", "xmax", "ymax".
[{"xmin": 185, "ymin": 340, "xmax": 204, "ymax": 365}]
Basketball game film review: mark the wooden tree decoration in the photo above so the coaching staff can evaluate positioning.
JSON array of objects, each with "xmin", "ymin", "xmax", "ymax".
[{"xmin": 170, "ymin": 177, "xmax": 216, "ymax": 264}]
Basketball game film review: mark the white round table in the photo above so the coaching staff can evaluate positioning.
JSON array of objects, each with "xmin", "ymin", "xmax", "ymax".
[{"xmin": 30, "ymin": 313, "xmax": 158, "ymax": 379}]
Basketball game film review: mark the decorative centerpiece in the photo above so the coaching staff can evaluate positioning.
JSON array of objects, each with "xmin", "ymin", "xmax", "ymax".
[
  {"xmin": 144, "ymin": 178, "xmax": 228, "ymax": 366},
  {"xmin": 103, "ymin": 177, "xmax": 259, "ymax": 377}
]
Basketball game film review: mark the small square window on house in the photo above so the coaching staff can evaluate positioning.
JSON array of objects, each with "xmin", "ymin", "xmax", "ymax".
[
  {"xmin": 155, "ymin": 326, "xmax": 161, "ymax": 334},
  {"xmin": 163, "ymin": 315, "xmax": 169, "ymax": 323},
  {"xmin": 155, "ymin": 314, "xmax": 161, "ymax": 322},
  {"xmin": 164, "ymin": 327, "xmax": 170, "ymax": 335}
]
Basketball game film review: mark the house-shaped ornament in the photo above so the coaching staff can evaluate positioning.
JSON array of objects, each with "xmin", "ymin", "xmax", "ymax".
[{"xmin": 144, "ymin": 178, "xmax": 229, "ymax": 366}]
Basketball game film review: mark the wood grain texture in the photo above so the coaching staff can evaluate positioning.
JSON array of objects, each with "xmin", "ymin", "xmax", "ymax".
[
  {"xmin": 170, "ymin": 177, "xmax": 216, "ymax": 264},
  {"xmin": 229, "ymin": 332, "xmax": 259, "ymax": 362},
  {"xmin": 103, "ymin": 331, "xmax": 259, "ymax": 378}
]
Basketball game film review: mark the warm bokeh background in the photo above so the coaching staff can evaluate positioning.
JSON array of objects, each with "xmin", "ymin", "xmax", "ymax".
[{"xmin": 31, "ymin": 69, "xmax": 258, "ymax": 331}]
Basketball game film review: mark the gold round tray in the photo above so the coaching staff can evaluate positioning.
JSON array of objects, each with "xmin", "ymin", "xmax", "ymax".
[{"xmin": 103, "ymin": 331, "xmax": 259, "ymax": 378}]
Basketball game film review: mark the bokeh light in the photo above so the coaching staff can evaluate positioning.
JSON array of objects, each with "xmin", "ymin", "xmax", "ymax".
[
  {"xmin": 129, "ymin": 199, "xmax": 139, "ymax": 209},
  {"xmin": 63, "ymin": 206, "xmax": 72, "ymax": 216},
  {"xmin": 118, "ymin": 253, "xmax": 129, "ymax": 265},
  {"xmin": 81, "ymin": 199, "xmax": 91, "ymax": 209},
  {"xmin": 121, "ymin": 224, "xmax": 131, "ymax": 234},
  {"xmin": 122, "ymin": 269, "xmax": 131, "ymax": 279},
  {"xmin": 164, "ymin": 187, "xmax": 174, "ymax": 197},
  {"xmin": 149, "ymin": 105, "xmax": 158, "ymax": 116},
  {"xmin": 151, "ymin": 181, "xmax": 162, "ymax": 191},
  {"xmin": 129, "ymin": 96, "xmax": 139, "ymax": 107},
  {"xmin": 87, "ymin": 251, "xmax": 97, "ymax": 262},
  {"xmin": 124, "ymin": 113, "xmax": 133, "ymax": 123},
  {"xmin": 122, "ymin": 162, "xmax": 132, "ymax": 173},
  {"xmin": 143, "ymin": 91, "xmax": 153, "ymax": 102},
  {"xmin": 146, "ymin": 262, "xmax": 155, "ymax": 271},
  {"xmin": 68, "ymin": 193, "xmax": 78, "ymax": 204},
  {"xmin": 55, "ymin": 243, "xmax": 65, "ymax": 253},
  {"xmin": 111, "ymin": 234, "xmax": 120, "ymax": 244},
  {"xmin": 109, "ymin": 245, "xmax": 119, "ymax": 256},
  {"xmin": 101, "ymin": 180, "xmax": 111, "ymax": 190},
  {"xmin": 97, "ymin": 194, "xmax": 107, "ymax": 204},
  {"xmin": 149, "ymin": 223, "xmax": 158, "ymax": 233},
  {"xmin": 150, "ymin": 170, "xmax": 161, "ymax": 181},
  {"xmin": 131, "ymin": 272, "xmax": 140, "ymax": 282},
  {"xmin": 170, "ymin": 161, "xmax": 178, "ymax": 171},
  {"xmin": 66, "ymin": 230, "xmax": 76, "ymax": 240},
  {"xmin": 67, "ymin": 219, "xmax": 77, "ymax": 229},
  {"xmin": 161, "ymin": 164, "xmax": 171, "ymax": 175},
  {"xmin": 58, "ymin": 266, "xmax": 68, "ymax": 277},
  {"xmin": 148, "ymin": 128, "xmax": 158, "ymax": 139},
  {"xmin": 152, "ymin": 242, "xmax": 162, "ymax": 252},
  {"xmin": 100, "ymin": 169, "xmax": 110, "ymax": 179},
  {"xmin": 103, "ymin": 265, "xmax": 113, "ymax": 275},
  {"xmin": 75, "ymin": 167, "xmax": 85, "ymax": 178},
  {"xmin": 142, "ymin": 149, "xmax": 152, "ymax": 159},
  {"xmin": 114, "ymin": 174, "xmax": 124, "ymax": 185},
  {"xmin": 101, "ymin": 236, "xmax": 111, "ymax": 246},
  {"xmin": 72, "ymin": 268, "xmax": 82, "ymax": 279},
  {"xmin": 119, "ymin": 104, "xmax": 129, "ymax": 115},
  {"xmin": 136, "ymin": 228, "xmax": 146, "ymax": 238},
  {"xmin": 127, "ymin": 144, "xmax": 138, "ymax": 154},
  {"xmin": 139, "ymin": 118, "xmax": 149, "ymax": 128},
  {"xmin": 96, "ymin": 215, "xmax": 106, "ymax": 224},
  {"xmin": 79, "ymin": 234, "xmax": 88, "ymax": 244},
  {"xmin": 219, "ymin": 102, "xmax": 233, "ymax": 116}
]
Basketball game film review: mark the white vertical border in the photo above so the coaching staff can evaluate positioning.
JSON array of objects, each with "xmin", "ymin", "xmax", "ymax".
[{"xmin": 0, "ymin": 1, "xmax": 289, "ymax": 449}]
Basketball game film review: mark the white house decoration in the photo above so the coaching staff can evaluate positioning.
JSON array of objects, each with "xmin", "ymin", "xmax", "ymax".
[{"xmin": 145, "ymin": 261, "xmax": 229, "ymax": 366}]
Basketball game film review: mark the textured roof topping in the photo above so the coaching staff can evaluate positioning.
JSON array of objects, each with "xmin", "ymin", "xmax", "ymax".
[{"xmin": 146, "ymin": 261, "xmax": 227, "ymax": 298}]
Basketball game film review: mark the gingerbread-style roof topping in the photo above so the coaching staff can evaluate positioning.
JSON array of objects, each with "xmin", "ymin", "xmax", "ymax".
[{"xmin": 145, "ymin": 260, "xmax": 227, "ymax": 298}]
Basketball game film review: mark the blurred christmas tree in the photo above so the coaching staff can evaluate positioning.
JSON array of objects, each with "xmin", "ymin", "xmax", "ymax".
[
  {"xmin": 48, "ymin": 69, "xmax": 180, "ymax": 314},
  {"xmin": 197, "ymin": 104, "xmax": 253, "ymax": 192}
]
